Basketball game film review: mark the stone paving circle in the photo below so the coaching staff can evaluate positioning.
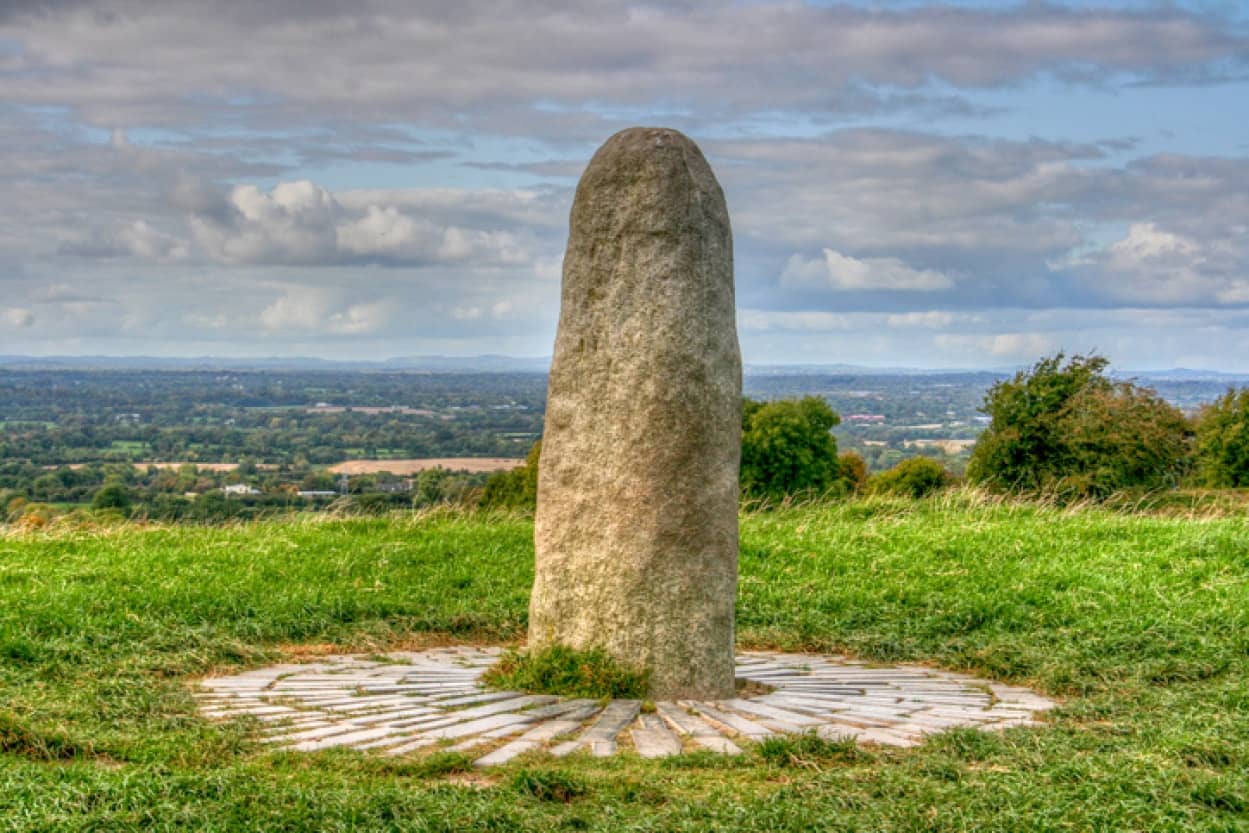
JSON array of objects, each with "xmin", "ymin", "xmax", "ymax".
[{"xmin": 194, "ymin": 647, "xmax": 1055, "ymax": 767}]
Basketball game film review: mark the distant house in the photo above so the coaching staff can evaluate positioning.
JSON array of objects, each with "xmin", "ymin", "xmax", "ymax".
[
  {"xmin": 222, "ymin": 483, "xmax": 260, "ymax": 496},
  {"xmin": 376, "ymin": 481, "xmax": 413, "ymax": 494}
]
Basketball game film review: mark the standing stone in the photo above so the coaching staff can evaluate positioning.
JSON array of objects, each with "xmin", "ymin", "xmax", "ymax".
[{"xmin": 530, "ymin": 127, "xmax": 741, "ymax": 701}]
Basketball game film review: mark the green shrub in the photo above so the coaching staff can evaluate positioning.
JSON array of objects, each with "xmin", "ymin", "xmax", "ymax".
[
  {"xmin": 482, "ymin": 644, "xmax": 649, "ymax": 699},
  {"xmin": 869, "ymin": 457, "xmax": 952, "ymax": 498},
  {"xmin": 967, "ymin": 352, "xmax": 1192, "ymax": 499},
  {"xmin": 1195, "ymin": 387, "xmax": 1249, "ymax": 487},
  {"xmin": 479, "ymin": 440, "xmax": 541, "ymax": 511}
]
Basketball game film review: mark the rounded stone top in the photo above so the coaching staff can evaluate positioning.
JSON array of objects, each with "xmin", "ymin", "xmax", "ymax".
[
  {"xmin": 600, "ymin": 126, "xmax": 698, "ymax": 150},
  {"xmin": 572, "ymin": 126, "xmax": 727, "ymax": 238},
  {"xmin": 586, "ymin": 126, "xmax": 708, "ymax": 173}
]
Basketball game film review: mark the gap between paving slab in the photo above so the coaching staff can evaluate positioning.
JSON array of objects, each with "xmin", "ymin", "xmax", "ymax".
[{"xmin": 193, "ymin": 647, "xmax": 1056, "ymax": 767}]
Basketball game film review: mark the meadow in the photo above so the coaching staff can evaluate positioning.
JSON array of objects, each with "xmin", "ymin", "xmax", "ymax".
[{"xmin": 2, "ymin": 494, "xmax": 1247, "ymax": 831}]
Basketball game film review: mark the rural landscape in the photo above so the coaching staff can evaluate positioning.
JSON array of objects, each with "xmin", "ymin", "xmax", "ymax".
[{"xmin": 3, "ymin": 357, "xmax": 1244, "ymax": 525}]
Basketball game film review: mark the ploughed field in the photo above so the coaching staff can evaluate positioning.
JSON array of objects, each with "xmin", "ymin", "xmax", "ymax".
[{"xmin": 1, "ymin": 496, "xmax": 1247, "ymax": 831}]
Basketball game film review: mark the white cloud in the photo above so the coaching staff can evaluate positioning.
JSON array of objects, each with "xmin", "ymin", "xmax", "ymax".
[
  {"xmin": 336, "ymin": 206, "xmax": 449, "ymax": 261},
  {"xmin": 780, "ymin": 248, "xmax": 955, "ymax": 292},
  {"xmin": 934, "ymin": 332, "xmax": 1057, "ymax": 358},
  {"xmin": 3, "ymin": 307, "xmax": 35, "ymax": 328},
  {"xmin": 119, "ymin": 220, "xmax": 189, "ymax": 262},
  {"xmin": 1083, "ymin": 222, "xmax": 1249, "ymax": 306},
  {"xmin": 1108, "ymin": 222, "xmax": 1198, "ymax": 265},
  {"xmin": 886, "ymin": 311, "xmax": 957, "ymax": 329},
  {"xmin": 259, "ymin": 292, "xmax": 325, "ymax": 332},
  {"xmin": 258, "ymin": 289, "xmax": 392, "ymax": 336},
  {"xmin": 185, "ymin": 180, "xmax": 533, "ymax": 267},
  {"xmin": 738, "ymin": 310, "xmax": 854, "ymax": 332},
  {"xmin": 193, "ymin": 181, "xmax": 339, "ymax": 265},
  {"xmin": 326, "ymin": 301, "xmax": 390, "ymax": 336},
  {"xmin": 490, "ymin": 300, "xmax": 514, "ymax": 319}
]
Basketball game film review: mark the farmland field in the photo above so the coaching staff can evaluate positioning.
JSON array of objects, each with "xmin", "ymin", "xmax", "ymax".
[{"xmin": 326, "ymin": 457, "xmax": 526, "ymax": 475}]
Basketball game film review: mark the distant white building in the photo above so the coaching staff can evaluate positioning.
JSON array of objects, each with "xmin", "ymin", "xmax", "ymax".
[{"xmin": 222, "ymin": 483, "xmax": 260, "ymax": 496}]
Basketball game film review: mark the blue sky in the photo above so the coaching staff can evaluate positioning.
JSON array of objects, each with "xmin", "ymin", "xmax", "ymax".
[{"xmin": 1, "ymin": 0, "xmax": 1247, "ymax": 370}]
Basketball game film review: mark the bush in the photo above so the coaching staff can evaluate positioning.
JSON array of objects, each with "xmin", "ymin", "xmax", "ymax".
[
  {"xmin": 1195, "ymin": 388, "xmax": 1249, "ymax": 487},
  {"xmin": 741, "ymin": 396, "xmax": 842, "ymax": 503},
  {"xmin": 967, "ymin": 353, "xmax": 1192, "ymax": 499},
  {"xmin": 479, "ymin": 440, "xmax": 541, "ymax": 511},
  {"xmin": 838, "ymin": 452, "xmax": 869, "ymax": 493},
  {"xmin": 869, "ymin": 457, "xmax": 952, "ymax": 498}
]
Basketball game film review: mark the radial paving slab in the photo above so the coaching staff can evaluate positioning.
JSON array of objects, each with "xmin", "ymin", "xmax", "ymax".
[{"xmin": 193, "ymin": 648, "xmax": 1055, "ymax": 766}]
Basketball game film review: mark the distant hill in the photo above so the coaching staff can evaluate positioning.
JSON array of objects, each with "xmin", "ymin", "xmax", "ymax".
[
  {"xmin": 1122, "ymin": 368, "xmax": 1249, "ymax": 382},
  {"xmin": 0, "ymin": 354, "xmax": 550, "ymax": 373},
  {"xmin": 2, "ymin": 354, "xmax": 1248, "ymax": 381}
]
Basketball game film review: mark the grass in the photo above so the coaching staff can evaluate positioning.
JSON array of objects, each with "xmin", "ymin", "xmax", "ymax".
[
  {"xmin": 1, "ymin": 493, "xmax": 1247, "ymax": 830},
  {"xmin": 483, "ymin": 645, "xmax": 649, "ymax": 699}
]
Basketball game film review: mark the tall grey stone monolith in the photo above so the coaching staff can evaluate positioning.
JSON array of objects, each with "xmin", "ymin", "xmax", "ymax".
[{"xmin": 530, "ymin": 127, "xmax": 741, "ymax": 700}]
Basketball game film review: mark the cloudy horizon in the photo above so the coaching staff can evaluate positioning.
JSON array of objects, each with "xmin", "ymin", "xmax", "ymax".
[{"xmin": 2, "ymin": 0, "xmax": 1248, "ymax": 371}]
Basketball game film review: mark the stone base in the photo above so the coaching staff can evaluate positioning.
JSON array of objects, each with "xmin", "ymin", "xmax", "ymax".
[{"xmin": 193, "ymin": 648, "xmax": 1055, "ymax": 767}]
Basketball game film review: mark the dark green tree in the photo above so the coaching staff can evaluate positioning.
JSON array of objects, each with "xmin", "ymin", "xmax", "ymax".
[
  {"xmin": 1194, "ymin": 387, "xmax": 1249, "ymax": 487},
  {"xmin": 740, "ymin": 396, "xmax": 841, "ymax": 502},
  {"xmin": 91, "ymin": 482, "xmax": 133, "ymax": 512}
]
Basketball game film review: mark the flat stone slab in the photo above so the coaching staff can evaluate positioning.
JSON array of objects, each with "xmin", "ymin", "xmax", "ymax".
[{"xmin": 193, "ymin": 648, "xmax": 1056, "ymax": 766}]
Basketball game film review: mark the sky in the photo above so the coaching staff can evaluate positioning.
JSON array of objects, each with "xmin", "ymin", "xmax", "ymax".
[{"xmin": 1, "ymin": 0, "xmax": 1248, "ymax": 370}]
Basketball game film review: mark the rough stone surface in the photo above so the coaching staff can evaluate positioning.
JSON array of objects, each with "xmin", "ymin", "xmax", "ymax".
[
  {"xmin": 530, "ymin": 126, "xmax": 741, "ymax": 700},
  {"xmin": 193, "ymin": 649, "xmax": 1056, "ymax": 766}
]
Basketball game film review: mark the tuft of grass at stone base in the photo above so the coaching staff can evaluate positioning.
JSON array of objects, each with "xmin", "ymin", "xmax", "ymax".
[{"xmin": 483, "ymin": 644, "xmax": 649, "ymax": 699}]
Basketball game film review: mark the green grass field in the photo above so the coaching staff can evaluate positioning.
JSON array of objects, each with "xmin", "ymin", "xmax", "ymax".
[{"xmin": 2, "ymin": 495, "xmax": 1247, "ymax": 831}]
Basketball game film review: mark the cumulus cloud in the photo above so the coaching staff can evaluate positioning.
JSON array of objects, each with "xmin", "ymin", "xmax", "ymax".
[
  {"xmin": 3, "ymin": 307, "xmax": 35, "ymax": 328},
  {"xmin": 118, "ymin": 220, "xmax": 189, "ymax": 262},
  {"xmin": 259, "ymin": 289, "xmax": 392, "ymax": 336},
  {"xmin": 780, "ymin": 248, "xmax": 955, "ymax": 292},
  {"xmin": 1072, "ymin": 222, "xmax": 1249, "ymax": 306},
  {"xmin": 935, "ymin": 332, "xmax": 1058, "ymax": 359},
  {"xmin": 182, "ymin": 180, "xmax": 533, "ymax": 267}
]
